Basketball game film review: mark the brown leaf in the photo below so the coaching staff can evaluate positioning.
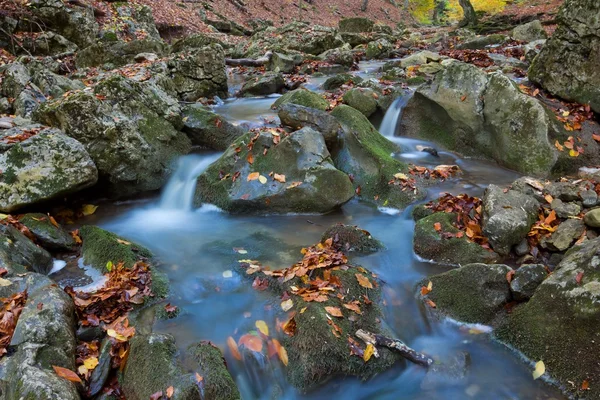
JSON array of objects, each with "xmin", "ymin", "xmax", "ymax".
[
  {"xmin": 166, "ymin": 386, "xmax": 174, "ymax": 398},
  {"xmin": 247, "ymin": 172, "xmax": 260, "ymax": 181},
  {"xmin": 324, "ymin": 306, "xmax": 343, "ymax": 317},
  {"xmin": 247, "ymin": 153, "xmax": 254, "ymax": 164},
  {"xmin": 150, "ymin": 392, "xmax": 163, "ymax": 400},
  {"xmin": 164, "ymin": 303, "xmax": 178, "ymax": 313},
  {"xmin": 355, "ymin": 273, "xmax": 373, "ymax": 289},
  {"xmin": 433, "ymin": 222, "xmax": 442, "ymax": 232},
  {"xmin": 425, "ymin": 299, "xmax": 436, "ymax": 308},
  {"xmin": 506, "ymin": 270, "xmax": 515, "ymax": 283},
  {"xmin": 227, "ymin": 336, "xmax": 242, "ymax": 360},
  {"xmin": 52, "ymin": 366, "xmax": 82, "ymax": 384},
  {"xmin": 343, "ymin": 302, "xmax": 362, "ymax": 315},
  {"xmin": 576, "ymin": 271, "xmax": 584, "ymax": 285},
  {"xmin": 593, "ymin": 134, "xmax": 600, "ymax": 143}
]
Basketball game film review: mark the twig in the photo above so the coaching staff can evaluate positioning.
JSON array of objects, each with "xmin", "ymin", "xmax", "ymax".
[{"xmin": 356, "ymin": 329, "xmax": 433, "ymax": 367}]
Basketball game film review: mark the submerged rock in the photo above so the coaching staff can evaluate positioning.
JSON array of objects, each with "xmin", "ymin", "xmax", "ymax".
[
  {"xmin": 419, "ymin": 263, "xmax": 512, "ymax": 324},
  {"xmin": 181, "ymin": 105, "xmax": 245, "ymax": 150},
  {"xmin": 321, "ymin": 224, "xmax": 384, "ymax": 254},
  {"xmin": 509, "ymin": 264, "xmax": 547, "ymax": 301},
  {"xmin": 0, "ymin": 125, "xmax": 98, "ymax": 212},
  {"xmin": 195, "ymin": 127, "xmax": 354, "ymax": 213},
  {"xmin": 496, "ymin": 238, "xmax": 600, "ymax": 399},
  {"xmin": 239, "ymin": 72, "xmax": 285, "ymax": 97},
  {"xmin": 414, "ymin": 213, "xmax": 500, "ymax": 266}
]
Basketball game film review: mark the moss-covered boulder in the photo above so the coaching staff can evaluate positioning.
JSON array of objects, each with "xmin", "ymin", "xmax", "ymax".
[
  {"xmin": 321, "ymin": 224, "xmax": 384, "ymax": 254},
  {"xmin": 272, "ymin": 88, "xmax": 329, "ymax": 111},
  {"xmin": 0, "ymin": 224, "xmax": 53, "ymax": 275},
  {"xmin": 19, "ymin": 32, "xmax": 78, "ymax": 57},
  {"xmin": 171, "ymin": 33, "xmax": 228, "ymax": 53},
  {"xmin": 512, "ymin": 20, "xmax": 547, "ymax": 42},
  {"xmin": 19, "ymin": 213, "xmax": 76, "ymax": 252},
  {"xmin": 187, "ymin": 342, "xmax": 241, "ymax": 400},
  {"xmin": 181, "ymin": 105, "xmax": 245, "ymax": 150},
  {"xmin": 342, "ymin": 88, "xmax": 378, "ymax": 117},
  {"xmin": 0, "ymin": 125, "xmax": 98, "ymax": 212},
  {"xmin": 267, "ymin": 52, "xmax": 302, "ymax": 74},
  {"xmin": 239, "ymin": 72, "xmax": 285, "ymax": 97},
  {"xmin": 365, "ymin": 38, "xmax": 393, "ymax": 59},
  {"xmin": 277, "ymin": 103, "xmax": 341, "ymax": 145},
  {"xmin": 528, "ymin": 0, "xmax": 600, "ymax": 113},
  {"xmin": 75, "ymin": 38, "xmax": 168, "ymax": 69},
  {"xmin": 322, "ymin": 73, "xmax": 363, "ymax": 91},
  {"xmin": 339, "ymin": 17, "xmax": 374, "ymax": 33},
  {"xmin": 399, "ymin": 62, "xmax": 565, "ymax": 177},
  {"xmin": 195, "ymin": 127, "xmax": 354, "ymax": 213},
  {"xmin": 418, "ymin": 263, "xmax": 512, "ymax": 324},
  {"xmin": 414, "ymin": 213, "xmax": 500, "ymax": 266},
  {"xmin": 330, "ymin": 105, "xmax": 424, "ymax": 209},
  {"xmin": 496, "ymin": 237, "xmax": 600, "ymax": 399},
  {"xmin": 34, "ymin": 75, "xmax": 191, "ymax": 195},
  {"xmin": 319, "ymin": 46, "xmax": 355, "ymax": 68}
]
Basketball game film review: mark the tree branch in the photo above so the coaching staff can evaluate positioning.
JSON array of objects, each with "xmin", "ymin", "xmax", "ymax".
[{"xmin": 356, "ymin": 329, "xmax": 433, "ymax": 367}]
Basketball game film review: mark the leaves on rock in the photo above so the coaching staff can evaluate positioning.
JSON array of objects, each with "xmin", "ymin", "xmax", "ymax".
[
  {"xmin": 532, "ymin": 360, "xmax": 545, "ymax": 380},
  {"xmin": 355, "ymin": 273, "xmax": 373, "ymax": 289},
  {"xmin": 52, "ymin": 365, "xmax": 82, "ymax": 384},
  {"xmin": 0, "ymin": 291, "xmax": 27, "ymax": 357}
]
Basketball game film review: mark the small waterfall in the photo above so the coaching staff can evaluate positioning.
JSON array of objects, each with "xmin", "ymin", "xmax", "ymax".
[
  {"xmin": 379, "ymin": 93, "xmax": 413, "ymax": 137},
  {"xmin": 160, "ymin": 153, "xmax": 220, "ymax": 210}
]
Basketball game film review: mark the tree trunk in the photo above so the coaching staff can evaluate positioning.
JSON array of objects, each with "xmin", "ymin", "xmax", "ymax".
[
  {"xmin": 458, "ymin": 0, "xmax": 477, "ymax": 27},
  {"xmin": 361, "ymin": 0, "xmax": 369, "ymax": 12}
]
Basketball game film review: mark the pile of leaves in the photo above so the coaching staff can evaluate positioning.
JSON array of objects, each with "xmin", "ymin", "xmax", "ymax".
[
  {"xmin": 439, "ymin": 49, "xmax": 494, "ymax": 68},
  {"xmin": 1, "ymin": 126, "xmax": 42, "ymax": 144},
  {"xmin": 0, "ymin": 290, "xmax": 28, "ymax": 356},
  {"xmin": 409, "ymin": 165, "xmax": 461, "ymax": 181}
]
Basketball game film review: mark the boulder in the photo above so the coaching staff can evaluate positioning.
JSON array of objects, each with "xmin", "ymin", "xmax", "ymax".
[
  {"xmin": 0, "ymin": 125, "xmax": 98, "ymax": 212},
  {"xmin": 195, "ymin": 127, "xmax": 354, "ymax": 213},
  {"xmin": 0, "ymin": 62, "xmax": 32, "ymax": 99},
  {"xmin": 171, "ymin": 33, "xmax": 228, "ymax": 53},
  {"xmin": 419, "ymin": 263, "xmax": 512, "ymax": 323},
  {"xmin": 112, "ymin": 4, "xmax": 161, "ymax": 41},
  {"xmin": 340, "ymin": 32, "xmax": 371, "ymax": 47},
  {"xmin": 528, "ymin": 0, "xmax": 600, "ymax": 113},
  {"xmin": 399, "ymin": 50, "xmax": 442, "ymax": 68},
  {"xmin": 339, "ymin": 17, "xmax": 374, "ymax": 33},
  {"xmin": 342, "ymin": 88, "xmax": 378, "ymax": 117},
  {"xmin": 330, "ymin": 105, "xmax": 425, "ymax": 209},
  {"xmin": 414, "ymin": 213, "xmax": 501, "ymax": 266},
  {"xmin": 399, "ymin": 62, "xmax": 564, "ymax": 176},
  {"xmin": 0, "ymin": 224, "xmax": 53, "ymax": 275},
  {"xmin": 584, "ymin": 208, "xmax": 600, "ymax": 228},
  {"xmin": 496, "ymin": 238, "xmax": 600, "ymax": 399},
  {"xmin": 277, "ymin": 103, "xmax": 341, "ymax": 145},
  {"xmin": 239, "ymin": 72, "xmax": 285, "ymax": 97},
  {"xmin": 319, "ymin": 47, "xmax": 355, "ymax": 67},
  {"xmin": 181, "ymin": 105, "xmax": 245, "ymax": 150},
  {"xmin": 512, "ymin": 20, "xmax": 547, "ymax": 42},
  {"xmin": 457, "ymin": 34, "xmax": 508, "ymax": 50},
  {"xmin": 481, "ymin": 185, "xmax": 540, "ymax": 255},
  {"xmin": 267, "ymin": 52, "xmax": 301, "ymax": 74},
  {"xmin": 366, "ymin": 38, "xmax": 393, "ymax": 59},
  {"xmin": 272, "ymin": 88, "xmax": 329, "ymax": 111},
  {"xmin": 19, "ymin": 213, "xmax": 77, "ymax": 252},
  {"xmin": 75, "ymin": 38, "xmax": 168, "ymax": 69},
  {"xmin": 543, "ymin": 218, "xmax": 585, "ymax": 252},
  {"xmin": 34, "ymin": 75, "xmax": 191, "ymax": 195},
  {"xmin": 187, "ymin": 342, "xmax": 241, "ymax": 400},
  {"xmin": 509, "ymin": 264, "xmax": 547, "ymax": 301},
  {"xmin": 322, "ymin": 73, "xmax": 363, "ymax": 90},
  {"xmin": 550, "ymin": 198, "xmax": 581, "ymax": 218},
  {"xmin": 321, "ymin": 224, "xmax": 384, "ymax": 254},
  {"xmin": 19, "ymin": 32, "xmax": 78, "ymax": 56}
]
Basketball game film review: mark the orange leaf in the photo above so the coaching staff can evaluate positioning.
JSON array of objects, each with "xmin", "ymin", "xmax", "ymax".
[
  {"xmin": 247, "ymin": 172, "xmax": 260, "ymax": 181},
  {"xmin": 239, "ymin": 334, "xmax": 263, "ymax": 352},
  {"xmin": 554, "ymin": 140, "xmax": 564, "ymax": 152},
  {"xmin": 355, "ymin": 273, "xmax": 373, "ymax": 289},
  {"xmin": 581, "ymin": 379, "xmax": 590, "ymax": 390},
  {"xmin": 52, "ymin": 366, "xmax": 82, "ymax": 384},
  {"xmin": 324, "ymin": 306, "xmax": 343, "ymax": 317},
  {"xmin": 195, "ymin": 372, "xmax": 204, "ymax": 383},
  {"xmin": 506, "ymin": 269, "xmax": 515, "ymax": 283},
  {"xmin": 227, "ymin": 336, "xmax": 242, "ymax": 360},
  {"xmin": 433, "ymin": 222, "xmax": 442, "ymax": 232},
  {"xmin": 544, "ymin": 210, "xmax": 557, "ymax": 225},
  {"xmin": 425, "ymin": 299, "xmax": 436, "ymax": 308},
  {"xmin": 247, "ymin": 153, "xmax": 254, "ymax": 164},
  {"xmin": 460, "ymin": 95, "xmax": 467, "ymax": 102},
  {"xmin": 592, "ymin": 134, "xmax": 600, "ymax": 143},
  {"xmin": 166, "ymin": 386, "xmax": 174, "ymax": 398},
  {"xmin": 273, "ymin": 173, "xmax": 286, "ymax": 183},
  {"xmin": 343, "ymin": 302, "xmax": 362, "ymax": 314}
]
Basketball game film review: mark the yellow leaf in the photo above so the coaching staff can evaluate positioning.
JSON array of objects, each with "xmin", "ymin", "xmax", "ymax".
[
  {"xmin": 273, "ymin": 173, "xmax": 286, "ymax": 183},
  {"xmin": 569, "ymin": 149, "xmax": 579, "ymax": 157},
  {"xmin": 255, "ymin": 320, "xmax": 269, "ymax": 336},
  {"xmin": 107, "ymin": 329, "xmax": 128, "ymax": 342},
  {"xmin": 247, "ymin": 172, "xmax": 260, "ymax": 181},
  {"xmin": 116, "ymin": 239, "xmax": 131, "ymax": 245},
  {"xmin": 532, "ymin": 360, "xmax": 545, "ymax": 380},
  {"xmin": 427, "ymin": 281, "xmax": 433, "ymax": 291},
  {"xmin": 258, "ymin": 175, "xmax": 268, "ymax": 184},
  {"xmin": 83, "ymin": 357, "xmax": 99, "ymax": 370},
  {"xmin": 0, "ymin": 278, "xmax": 12, "ymax": 287},
  {"xmin": 324, "ymin": 306, "xmax": 343, "ymax": 317},
  {"xmin": 81, "ymin": 204, "xmax": 98, "ymax": 216},
  {"xmin": 355, "ymin": 273, "xmax": 373, "ymax": 289},
  {"xmin": 363, "ymin": 343, "xmax": 375, "ymax": 362},
  {"xmin": 106, "ymin": 261, "xmax": 113, "ymax": 272},
  {"xmin": 393, "ymin": 173, "xmax": 408, "ymax": 180},
  {"xmin": 281, "ymin": 299, "xmax": 293, "ymax": 312},
  {"xmin": 278, "ymin": 344, "xmax": 289, "ymax": 366}
]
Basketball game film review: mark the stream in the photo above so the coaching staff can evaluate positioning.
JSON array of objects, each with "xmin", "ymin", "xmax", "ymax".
[{"xmin": 73, "ymin": 61, "xmax": 565, "ymax": 399}]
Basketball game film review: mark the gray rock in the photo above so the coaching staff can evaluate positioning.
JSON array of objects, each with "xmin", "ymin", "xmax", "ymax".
[
  {"xmin": 0, "ymin": 225, "xmax": 53, "ymax": 275},
  {"xmin": 512, "ymin": 20, "xmax": 547, "ymax": 42},
  {"xmin": 272, "ymin": 88, "xmax": 329, "ymax": 111},
  {"xmin": 31, "ymin": 69, "xmax": 85, "ymax": 98},
  {"xmin": 322, "ymin": 73, "xmax": 363, "ymax": 90},
  {"xmin": 321, "ymin": 224, "xmax": 384, "ymax": 254},
  {"xmin": 339, "ymin": 17, "xmax": 374, "ymax": 33},
  {"xmin": 0, "ymin": 62, "xmax": 31, "ymax": 99},
  {"xmin": 543, "ymin": 218, "xmax": 585, "ymax": 252},
  {"xmin": 523, "ymin": 39, "xmax": 546, "ymax": 63},
  {"xmin": 171, "ymin": 33, "xmax": 228, "ymax": 53},
  {"xmin": 457, "ymin": 34, "xmax": 508, "ymax": 50},
  {"xmin": 319, "ymin": 47, "xmax": 355, "ymax": 68},
  {"xmin": 366, "ymin": 39, "xmax": 393, "ymax": 59},
  {"xmin": 482, "ymin": 185, "xmax": 540, "ymax": 255},
  {"xmin": 89, "ymin": 338, "xmax": 112, "ymax": 396},
  {"xmin": 18, "ymin": 213, "xmax": 76, "ymax": 252},
  {"xmin": 181, "ymin": 105, "xmax": 245, "ymax": 150},
  {"xmin": 29, "ymin": 0, "xmax": 98, "ymax": 48},
  {"xmin": 19, "ymin": 32, "xmax": 78, "ymax": 56},
  {"xmin": 317, "ymin": 64, "xmax": 348, "ymax": 75},
  {"xmin": 239, "ymin": 72, "xmax": 285, "ymax": 97},
  {"xmin": 545, "ymin": 181, "xmax": 581, "ymax": 202},
  {"xmin": 510, "ymin": 264, "xmax": 547, "ymax": 301},
  {"xmin": 278, "ymin": 103, "xmax": 341, "ymax": 145},
  {"xmin": 76, "ymin": 38, "xmax": 168, "ymax": 69},
  {"xmin": 581, "ymin": 189, "xmax": 598, "ymax": 208},
  {"xmin": 584, "ymin": 208, "xmax": 600, "ymax": 228},
  {"xmin": 400, "ymin": 50, "xmax": 442, "ymax": 68},
  {"xmin": 13, "ymin": 87, "xmax": 46, "ymax": 118},
  {"xmin": 420, "ymin": 263, "xmax": 512, "ymax": 323},
  {"xmin": 342, "ymin": 88, "xmax": 378, "ymax": 117},
  {"xmin": 551, "ymin": 198, "xmax": 581, "ymax": 218},
  {"xmin": 0, "ymin": 125, "xmax": 98, "ymax": 212},
  {"xmin": 134, "ymin": 52, "xmax": 158, "ymax": 62},
  {"xmin": 514, "ymin": 238, "xmax": 530, "ymax": 256},
  {"xmin": 268, "ymin": 52, "xmax": 301, "ymax": 74}
]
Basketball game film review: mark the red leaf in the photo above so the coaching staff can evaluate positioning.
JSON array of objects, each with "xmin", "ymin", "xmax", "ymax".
[
  {"xmin": 576, "ymin": 271, "xmax": 584, "ymax": 285},
  {"xmin": 52, "ymin": 366, "xmax": 82, "ymax": 384}
]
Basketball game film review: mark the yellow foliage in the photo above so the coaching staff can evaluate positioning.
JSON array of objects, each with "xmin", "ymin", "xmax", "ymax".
[
  {"xmin": 447, "ymin": 0, "xmax": 507, "ymax": 20},
  {"xmin": 411, "ymin": 0, "xmax": 435, "ymax": 23}
]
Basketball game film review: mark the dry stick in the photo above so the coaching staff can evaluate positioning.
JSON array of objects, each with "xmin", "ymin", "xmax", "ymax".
[
  {"xmin": 225, "ymin": 51, "xmax": 273, "ymax": 67},
  {"xmin": 356, "ymin": 329, "xmax": 433, "ymax": 367}
]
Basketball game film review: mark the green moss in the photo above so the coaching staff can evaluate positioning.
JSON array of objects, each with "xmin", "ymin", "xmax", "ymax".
[
  {"xmin": 149, "ymin": 267, "xmax": 170, "ymax": 300},
  {"xmin": 272, "ymin": 89, "xmax": 329, "ymax": 111},
  {"xmin": 321, "ymin": 224, "xmax": 384, "ymax": 254},
  {"xmin": 417, "ymin": 110, "xmax": 457, "ymax": 150},
  {"xmin": 407, "ymin": 76, "xmax": 427, "ymax": 86},
  {"xmin": 412, "ymin": 204, "xmax": 433, "ymax": 221},
  {"xmin": 187, "ymin": 343, "xmax": 240, "ymax": 400}
]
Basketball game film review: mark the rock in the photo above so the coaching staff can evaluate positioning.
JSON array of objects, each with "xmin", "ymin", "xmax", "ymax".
[
  {"xmin": 496, "ymin": 237, "xmax": 600, "ymax": 399},
  {"xmin": 0, "ymin": 225, "xmax": 52, "ymax": 275},
  {"xmin": 195, "ymin": 127, "xmax": 354, "ymax": 214},
  {"xmin": 277, "ymin": 103, "xmax": 341, "ymax": 145},
  {"xmin": 580, "ymin": 189, "xmax": 598, "ymax": 208},
  {"xmin": 381, "ymin": 67, "xmax": 406, "ymax": 82},
  {"xmin": 0, "ymin": 273, "xmax": 79, "ymax": 399},
  {"xmin": 18, "ymin": 213, "xmax": 76, "ymax": 252},
  {"xmin": 340, "ymin": 32, "xmax": 371, "ymax": 47},
  {"xmin": 523, "ymin": 39, "xmax": 546, "ymax": 63},
  {"xmin": 414, "ymin": 213, "xmax": 500, "ymax": 266},
  {"xmin": 0, "ymin": 62, "xmax": 31, "ymax": 99},
  {"xmin": 76, "ymin": 38, "xmax": 168, "ymax": 69},
  {"xmin": 31, "ymin": 69, "xmax": 85, "ymax": 99},
  {"xmin": 134, "ymin": 52, "xmax": 158, "ymax": 63},
  {"xmin": 550, "ymin": 198, "xmax": 581, "ymax": 219},
  {"xmin": 19, "ymin": 32, "xmax": 78, "ymax": 56},
  {"xmin": 239, "ymin": 72, "xmax": 285, "ymax": 97},
  {"xmin": 510, "ymin": 264, "xmax": 547, "ymax": 301},
  {"xmin": 187, "ymin": 342, "xmax": 241, "ymax": 400},
  {"xmin": 366, "ymin": 38, "xmax": 393, "ymax": 59},
  {"xmin": 528, "ymin": 0, "xmax": 600, "ymax": 113},
  {"xmin": 34, "ymin": 75, "xmax": 191, "ymax": 195},
  {"xmin": 330, "ymin": 105, "xmax": 424, "ymax": 209},
  {"xmin": 319, "ymin": 47, "xmax": 355, "ymax": 68},
  {"xmin": 419, "ymin": 263, "xmax": 512, "ymax": 323},
  {"xmin": 584, "ymin": 208, "xmax": 600, "ymax": 228},
  {"xmin": 545, "ymin": 181, "xmax": 580, "ymax": 202},
  {"xmin": 342, "ymin": 88, "xmax": 378, "ymax": 117},
  {"xmin": 268, "ymin": 52, "xmax": 301, "ymax": 74},
  {"xmin": 512, "ymin": 20, "xmax": 547, "ymax": 42},
  {"xmin": 421, "ymin": 352, "xmax": 470, "ymax": 390},
  {"xmin": 339, "ymin": 17, "xmax": 374, "ymax": 33},
  {"xmin": 315, "ymin": 64, "xmax": 348, "ymax": 75},
  {"xmin": 514, "ymin": 238, "xmax": 530, "ymax": 256},
  {"xmin": 181, "ymin": 105, "xmax": 245, "ymax": 150},
  {"xmin": 89, "ymin": 338, "xmax": 113, "ymax": 396},
  {"xmin": 400, "ymin": 62, "xmax": 563, "ymax": 176},
  {"xmin": 113, "ymin": 4, "xmax": 161, "ymax": 40},
  {"xmin": 171, "ymin": 33, "xmax": 228, "ymax": 53},
  {"xmin": 400, "ymin": 50, "xmax": 442, "ymax": 68},
  {"xmin": 321, "ymin": 224, "xmax": 384, "ymax": 254},
  {"xmin": 0, "ymin": 125, "xmax": 97, "ymax": 212},
  {"xmin": 457, "ymin": 34, "xmax": 508, "ymax": 50},
  {"xmin": 29, "ymin": 0, "xmax": 98, "ymax": 48},
  {"xmin": 272, "ymin": 88, "xmax": 329, "ymax": 111},
  {"xmin": 322, "ymin": 73, "xmax": 363, "ymax": 90},
  {"xmin": 482, "ymin": 185, "xmax": 540, "ymax": 255}
]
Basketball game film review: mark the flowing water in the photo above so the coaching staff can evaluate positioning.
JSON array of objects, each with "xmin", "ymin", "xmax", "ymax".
[{"xmin": 85, "ymin": 62, "xmax": 565, "ymax": 399}]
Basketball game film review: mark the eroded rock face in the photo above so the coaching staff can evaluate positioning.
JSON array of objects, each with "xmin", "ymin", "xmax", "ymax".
[
  {"xmin": 0, "ymin": 225, "xmax": 53, "ymax": 275},
  {"xmin": 195, "ymin": 127, "xmax": 354, "ymax": 214},
  {"xmin": 496, "ymin": 238, "xmax": 600, "ymax": 399},
  {"xmin": 181, "ymin": 105, "xmax": 245, "ymax": 150},
  {"xmin": 0, "ymin": 125, "xmax": 98, "ymax": 212},
  {"xmin": 528, "ymin": 0, "xmax": 600, "ymax": 113}
]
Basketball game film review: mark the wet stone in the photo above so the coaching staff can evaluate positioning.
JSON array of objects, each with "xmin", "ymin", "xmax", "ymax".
[
  {"xmin": 545, "ymin": 182, "xmax": 580, "ymax": 202},
  {"xmin": 551, "ymin": 199, "xmax": 581, "ymax": 219},
  {"xmin": 510, "ymin": 264, "xmax": 547, "ymax": 301},
  {"xmin": 584, "ymin": 208, "xmax": 600, "ymax": 228},
  {"xmin": 542, "ymin": 219, "xmax": 585, "ymax": 252},
  {"xmin": 581, "ymin": 189, "xmax": 598, "ymax": 208},
  {"xmin": 514, "ymin": 239, "xmax": 530, "ymax": 256},
  {"xmin": 421, "ymin": 351, "xmax": 471, "ymax": 390}
]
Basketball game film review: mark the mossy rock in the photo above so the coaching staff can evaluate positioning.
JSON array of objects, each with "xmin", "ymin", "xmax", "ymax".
[
  {"xmin": 413, "ymin": 213, "xmax": 500, "ymax": 266},
  {"xmin": 272, "ymin": 88, "xmax": 329, "ymax": 111},
  {"xmin": 187, "ymin": 342, "xmax": 241, "ymax": 400},
  {"xmin": 339, "ymin": 17, "xmax": 374, "ymax": 33},
  {"xmin": 0, "ymin": 224, "xmax": 53, "ymax": 276},
  {"xmin": 418, "ymin": 263, "xmax": 512, "ymax": 324},
  {"xmin": 321, "ymin": 224, "xmax": 384, "ymax": 254},
  {"xmin": 181, "ymin": 104, "xmax": 245, "ymax": 150},
  {"xmin": 19, "ymin": 213, "xmax": 76, "ymax": 252},
  {"xmin": 322, "ymin": 73, "xmax": 363, "ymax": 91},
  {"xmin": 342, "ymin": 88, "xmax": 378, "ymax": 117}
]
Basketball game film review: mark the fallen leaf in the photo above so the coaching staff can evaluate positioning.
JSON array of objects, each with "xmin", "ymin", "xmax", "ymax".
[
  {"xmin": 116, "ymin": 239, "xmax": 131, "ymax": 245},
  {"xmin": 247, "ymin": 172, "xmax": 260, "ymax": 181},
  {"xmin": 425, "ymin": 299, "xmax": 436, "ymax": 308},
  {"xmin": 0, "ymin": 278, "xmax": 12, "ymax": 287},
  {"xmin": 150, "ymin": 392, "xmax": 163, "ymax": 400},
  {"xmin": 324, "ymin": 306, "xmax": 343, "ymax": 317},
  {"xmin": 83, "ymin": 357, "xmax": 99, "ymax": 370},
  {"xmin": 343, "ymin": 302, "xmax": 362, "ymax": 314},
  {"xmin": 581, "ymin": 379, "xmax": 590, "ymax": 390},
  {"xmin": 281, "ymin": 299, "xmax": 293, "ymax": 312},
  {"xmin": 554, "ymin": 140, "xmax": 564, "ymax": 152},
  {"xmin": 166, "ymin": 386, "xmax": 174, "ymax": 398},
  {"xmin": 592, "ymin": 134, "xmax": 600, "ymax": 143},
  {"xmin": 255, "ymin": 320, "xmax": 269, "ymax": 336},
  {"xmin": 433, "ymin": 222, "xmax": 442, "ymax": 232},
  {"xmin": 107, "ymin": 329, "xmax": 128, "ymax": 342},
  {"xmin": 227, "ymin": 336, "xmax": 242, "ymax": 360},
  {"xmin": 239, "ymin": 334, "xmax": 263, "ymax": 352},
  {"xmin": 164, "ymin": 303, "xmax": 178, "ymax": 313},
  {"xmin": 195, "ymin": 373, "xmax": 204, "ymax": 383},
  {"xmin": 355, "ymin": 273, "xmax": 373, "ymax": 289},
  {"xmin": 506, "ymin": 270, "xmax": 515, "ymax": 283},
  {"xmin": 52, "ymin": 366, "xmax": 82, "ymax": 384},
  {"xmin": 363, "ymin": 343, "xmax": 375, "ymax": 362},
  {"xmin": 247, "ymin": 153, "xmax": 254, "ymax": 164},
  {"xmin": 287, "ymin": 181, "xmax": 302, "ymax": 189},
  {"xmin": 274, "ymin": 173, "xmax": 286, "ymax": 183},
  {"xmin": 258, "ymin": 175, "xmax": 268, "ymax": 184},
  {"xmin": 420, "ymin": 281, "xmax": 433, "ymax": 295},
  {"xmin": 81, "ymin": 204, "xmax": 98, "ymax": 216},
  {"xmin": 532, "ymin": 360, "xmax": 545, "ymax": 380},
  {"xmin": 576, "ymin": 271, "xmax": 584, "ymax": 285}
]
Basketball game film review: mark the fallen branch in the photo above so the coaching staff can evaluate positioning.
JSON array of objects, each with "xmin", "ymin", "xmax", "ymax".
[
  {"xmin": 356, "ymin": 329, "xmax": 433, "ymax": 367},
  {"xmin": 225, "ymin": 51, "xmax": 272, "ymax": 67}
]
